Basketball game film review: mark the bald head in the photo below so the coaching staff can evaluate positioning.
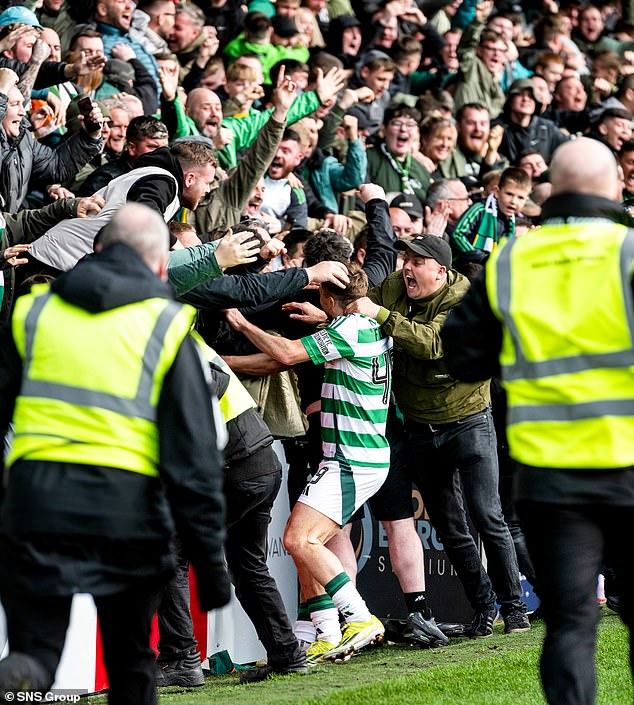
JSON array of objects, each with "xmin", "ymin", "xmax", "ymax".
[
  {"xmin": 550, "ymin": 138, "xmax": 620, "ymax": 199},
  {"xmin": 99, "ymin": 203, "xmax": 170, "ymax": 277},
  {"xmin": 185, "ymin": 88, "xmax": 223, "ymax": 138}
]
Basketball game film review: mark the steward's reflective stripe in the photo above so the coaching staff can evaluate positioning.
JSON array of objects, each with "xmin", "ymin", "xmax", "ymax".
[
  {"xmin": 496, "ymin": 231, "xmax": 634, "ymax": 382},
  {"xmin": 20, "ymin": 294, "xmax": 184, "ymax": 421},
  {"xmin": 508, "ymin": 398, "xmax": 634, "ymax": 424}
]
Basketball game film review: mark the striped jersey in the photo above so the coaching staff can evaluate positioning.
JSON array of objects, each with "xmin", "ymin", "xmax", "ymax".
[{"xmin": 301, "ymin": 314, "xmax": 393, "ymax": 469}]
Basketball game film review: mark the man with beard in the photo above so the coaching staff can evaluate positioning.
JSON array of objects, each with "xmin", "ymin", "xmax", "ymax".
[
  {"xmin": 191, "ymin": 68, "xmax": 299, "ymax": 237},
  {"xmin": 159, "ymin": 63, "xmax": 346, "ymax": 170},
  {"xmin": 23, "ymin": 141, "xmax": 216, "ymax": 275},
  {"xmin": 78, "ymin": 115, "xmax": 169, "ymax": 196},
  {"xmin": 184, "ymin": 87, "xmax": 224, "ymax": 142},
  {"xmin": 261, "ymin": 128, "xmax": 308, "ymax": 229},
  {"xmin": 440, "ymin": 103, "xmax": 507, "ymax": 180},
  {"xmin": 238, "ymin": 177, "xmax": 282, "ymax": 234}
]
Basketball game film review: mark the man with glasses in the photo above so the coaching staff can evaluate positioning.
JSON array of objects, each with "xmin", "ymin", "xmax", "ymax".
[
  {"xmin": 366, "ymin": 105, "xmax": 430, "ymax": 203},
  {"xmin": 453, "ymin": 0, "xmax": 506, "ymax": 119}
]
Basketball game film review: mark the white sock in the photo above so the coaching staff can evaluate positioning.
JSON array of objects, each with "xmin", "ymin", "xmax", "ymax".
[{"xmin": 330, "ymin": 581, "xmax": 372, "ymax": 624}]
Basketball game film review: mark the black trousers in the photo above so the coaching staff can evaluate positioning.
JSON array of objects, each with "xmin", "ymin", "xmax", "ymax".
[
  {"xmin": 518, "ymin": 500, "xmax": 634, "ymax": 705},
  {"xmin": 225, "ymin": 465, "xmax": 303, "ymax": 668},
  {"xmin": 156, "ymin": 537, "xmax": 197, "ymax": 662},
  {"xmin": 158, "ymin": 446, "xmax": 302, "ymax": 669},
  {"xmin": 1, "ymin": 583, "xmax": 163, "ymax": 705}
]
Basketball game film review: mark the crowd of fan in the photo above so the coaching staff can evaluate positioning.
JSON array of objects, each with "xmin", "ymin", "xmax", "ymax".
[
  {"xmin": 0, "ymin": 0, "xmax": 631, "ymax": 689},
  {"xmin": 1, "ymin": 0, "xmax": 634, "ymax": 282}
]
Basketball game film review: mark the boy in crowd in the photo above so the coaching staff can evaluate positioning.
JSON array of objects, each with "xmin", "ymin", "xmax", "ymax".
[{"xmin": 450, "ymin": 166, "xmax": 530, "ymax": 267}]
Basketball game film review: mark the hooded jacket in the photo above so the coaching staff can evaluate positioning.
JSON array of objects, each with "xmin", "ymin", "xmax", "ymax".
[
  {"xmin": 28, "ymin": 147, "xmax": 183, "ymax": 271},
  {"xmin": 0, "ymin": 243, "xmax": 230, "ymax": 609},
  {"xmin": 496, "ymin": 90, "xmax": 568, "ymax": 164}
]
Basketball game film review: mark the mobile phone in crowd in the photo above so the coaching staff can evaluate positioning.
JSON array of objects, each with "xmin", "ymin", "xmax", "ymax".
[{"xmin": 77, "ymin": 96, "xmax": 101, "ymax": 133}]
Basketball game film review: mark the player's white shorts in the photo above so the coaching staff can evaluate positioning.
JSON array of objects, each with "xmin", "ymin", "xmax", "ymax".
[{"xmin": 296, "ymin": 458, "xmax": 388, "ymax": 526}]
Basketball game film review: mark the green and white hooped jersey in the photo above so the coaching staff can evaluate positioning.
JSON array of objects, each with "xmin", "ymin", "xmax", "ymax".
[{"xmin": 302, "ymin": 314, "xmax": 393, "ymax": 469}]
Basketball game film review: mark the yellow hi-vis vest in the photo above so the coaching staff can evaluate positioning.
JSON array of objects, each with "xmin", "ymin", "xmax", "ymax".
[
  {"xmin": 487, "ymin": 221, "xmax": 634, "ymax": 469},
  {"xmin": 7, "ymin": 285, "xmax": 196, "ymax": 476},
  {"xmin": 191, "ymin": 332, "xmax": 256, "ymax": 423}
]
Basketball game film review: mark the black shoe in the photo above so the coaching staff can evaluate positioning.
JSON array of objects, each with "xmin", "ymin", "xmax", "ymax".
[
  {"xmin": 466, "ymin": 605, "xmax": 498, "ymax": 638},
  {"xmin": 0, "ymin": 653, "xmax": 51, "ymax": 696},
  {"xmin": 239, "ymin": 656, "xmax": 308, "ymax": 684},
  {"xmin": 403, "ymin": 611, "xmax": 450, "ymax": 648},
  {"xmin": 606, "ymin": 595, "xmax": 621, "ymax": 614},
  {"xmin": 528, "ymin": 606, "xmax": 543, "ymax": 622},
  {"xmin": 503, "ymin": 605, "xmax": 531, "ymax": 634},
  {"xmin": 156, "ymin": 650, "xmax": 205, "ymax": 687}
]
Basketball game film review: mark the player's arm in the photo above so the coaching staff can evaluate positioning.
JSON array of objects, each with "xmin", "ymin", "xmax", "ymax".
[{"xmin": 225, "ymin": 309, "xmax": 310, "ymax": 366}]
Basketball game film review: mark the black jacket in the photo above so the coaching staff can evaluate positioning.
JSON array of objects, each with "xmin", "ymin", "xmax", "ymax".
[
  {"xmin": 0, "ymin": 92, "xmax": 103, "ymax": 212},
  {"xmin": 441, "ymin": 193, "xmax": 634, "ymax": 498},
  {"xmin": 496, "ymin": 113, "xmax": 568, "ymax": 164},
  {"xmin": 0, "ymin": 243, "xmax": 230, "ymax": 609},
  {"xmin": 126, "ymin": 147, "xmax": 184, "ymax": 211},
  {"xmin": 77, "ymin": 153, "xmax": 135, "ymax": 196}
]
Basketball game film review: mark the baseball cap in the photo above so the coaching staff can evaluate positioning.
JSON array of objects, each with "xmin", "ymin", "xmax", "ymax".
[
  {"xmin": 272, "ymin": 15, "xmax": 299, "ymax": 38},
  {"xmin": 395, "ymin": 234, "xmax": 452, "ymax": 269},
  {"xmin": 346, "ymin": 105, "xmax": 372, "ymax": 131},
  {"xmin": 335, "ymin": 15, "xmax": 361, "ymax": 29},
  {"xmin": 390, "ymin": 193, "xmax": 423, "ymax": 219},
  {"xmin": 506, "ymin": 78, "xmax": 542, "ymax": 111},
  {"xmin": 0, "ymin": 6, "xmax": 43, "ymax": 29},
  {"xmin": 360, "ymin": 49, "xmax": 391, "ymax": 67}
]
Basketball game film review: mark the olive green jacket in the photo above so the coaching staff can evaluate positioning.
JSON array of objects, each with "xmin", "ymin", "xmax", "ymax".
[
  {"xmin": 369, "ymin": 269, "xmax": 490, "ymax": 423},
  {"xmin": 452, "ymin": 20, "xmax": 506, "ymax": 120}
]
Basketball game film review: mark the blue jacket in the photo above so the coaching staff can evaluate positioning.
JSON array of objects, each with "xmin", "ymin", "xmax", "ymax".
[
  {"xmin": 307, "ymin": 140, "xmax": 367, "ymax": 213},
  {"xmin": 97, "ymin": 22, "xmax": 160, "ymax": 107}
]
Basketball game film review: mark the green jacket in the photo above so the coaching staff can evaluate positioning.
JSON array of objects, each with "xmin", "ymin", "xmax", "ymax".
[
  {"xmin": 369, "ymin": 269, "xmax": 490, "ymax": 423},
  {"xmin": 366, "ymin": 144, "xmax": 430, "ymax": 202},
  {"xmin": 167, "ymin": 242, "xmax": 222, "ymax": 296},
  {"xmin": 192, "ymin": 112, "xmax": 286, "ymax": 236},
  {"xmin": 452, "ymin": 20, "xmax": 506, "ymax": 119},
  {"xmin": 222, "ymin": 37, "xmax": 310, "ymax": 83},
  {"xmin": 164, "ymin": 91, "xmax": 320, "ymax": 170}
]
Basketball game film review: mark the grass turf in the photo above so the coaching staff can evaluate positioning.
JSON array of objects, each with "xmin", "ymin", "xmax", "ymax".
[{"xmin": 86, "ymin": 611, "xmax": 631, "ymax": 705}]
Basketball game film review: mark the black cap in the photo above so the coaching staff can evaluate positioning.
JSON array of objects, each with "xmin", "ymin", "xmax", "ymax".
[
  {"xmin": 390, "ymin": 193, "xmax": 423, "ymax": 218},
  {"xmin": 272, "ymin": 15, "xmax": 300, "ymax": 37},
  {"xmin": 336, "ymin": 14, "xmax": 361, "ymax": 29},
  {"xmin": 346, "ymin": 105, "xmax": 372, "ymax": 130},
  {"xmin": 395, "ymin": 234, "xmax": 452, "ymax": 268}
]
